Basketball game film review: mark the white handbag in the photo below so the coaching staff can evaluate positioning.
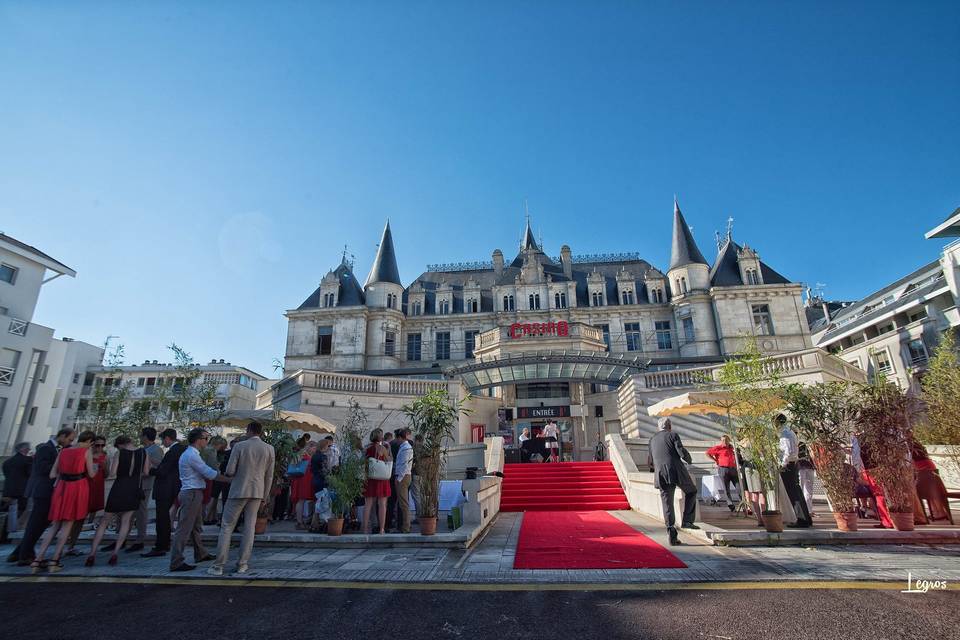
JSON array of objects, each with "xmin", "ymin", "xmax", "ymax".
[{"xmin": 368, "ymin": 456, "xmax": 393, "ymax": 480}]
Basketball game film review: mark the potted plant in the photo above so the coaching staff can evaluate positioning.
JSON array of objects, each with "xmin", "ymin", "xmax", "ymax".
[
  {"xmin": 257, "ymin": 421, "xmax": 299, "ymax": 534},
  {"xmin": 402, "ymin": 389, "xmax": 470, "ymax": 535},
  {"xmin": 785, "ymin": 382, "xmax": 860, "ymax": 531},
  {"xmin": 716, "ymin": 337, "xmax": 786, "ymax": 532},
  {"xmin": 857, "ymin": 380, "xmax": 917, "ymax": 531},
  {"xmin": 326, "ymin": 451, "xmax": 365, "ymax": 536}
]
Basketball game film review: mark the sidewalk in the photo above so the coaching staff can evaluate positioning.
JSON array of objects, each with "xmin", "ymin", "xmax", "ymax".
[{"xmin": 4, "ymin": 511, "xmax": 959, "ymax": 586}]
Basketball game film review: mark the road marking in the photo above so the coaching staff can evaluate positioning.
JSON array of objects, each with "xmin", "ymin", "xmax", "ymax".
[{"xmin": 2, "ymin": 575, "xmax": 957, "ymax": 592}]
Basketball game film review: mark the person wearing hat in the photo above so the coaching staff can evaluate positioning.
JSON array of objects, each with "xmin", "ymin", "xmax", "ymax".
[{"xmin": 647, "ymin": 417, "xmax": 697, "ymax": 545}]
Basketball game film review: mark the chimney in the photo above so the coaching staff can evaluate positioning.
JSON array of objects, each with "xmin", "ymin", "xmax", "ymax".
[
  {"xmin": 492, "ymin": 249, "xmax": 504, "ymax": 276},
  {"xmin": 560, "ymin": 244, "xmax": 573, "ymax": 279},
  {"xmin": 821, "ymin": 301, "xmax": 831, "ymax": 322}
]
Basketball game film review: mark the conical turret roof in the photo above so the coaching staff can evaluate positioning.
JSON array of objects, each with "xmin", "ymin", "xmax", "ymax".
[
  {"xmin": 669, "ymin": 198, "xmax": 708, "ymax": 270},
  {"xmin": 522, "ymin": 217, "xmax": 539, "ymax": 252},
  {"xmin": 364, "ymin": 220, "xmax": 402, "ymax": 287}
]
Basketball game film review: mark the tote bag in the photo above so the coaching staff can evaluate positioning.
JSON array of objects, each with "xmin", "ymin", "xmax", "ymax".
[{"xmin": 367, "ymin": 456, "xmax": 393, "ymax": 481}]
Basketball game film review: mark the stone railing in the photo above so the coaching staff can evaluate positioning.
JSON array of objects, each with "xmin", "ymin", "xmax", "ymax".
[
  {"xmin": 605, "ymin": 433, "xmax": 699, "ymax": 523},
  {"xmin": 300, "ymin": 371, "xmax": 450, "ymax": 396},
  {"xmin": 387, "ymin": 378, "xmax": 449, "ymax": 396},
  {"xmin": 310, "ymin": 371, "xmax": 379, "ymax": 394},
  {"xmin": 642, "ymin": 348, "xmax": 867, "ymax": 389}
]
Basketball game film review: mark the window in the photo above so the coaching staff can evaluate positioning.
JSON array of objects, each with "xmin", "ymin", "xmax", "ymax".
[
  {"xmin": 751, "ymin": 304, "xmax": 775, "ymax": 336},
  {"xmin": 466, "ymin": 298, "xmax": 478, "ymax": 313},
  {"xmin": 907, "ymin": 339, "xmax": 928, "ymax": 366},
  {"xmin": 655, "ymin": 320, "xmax": 672, "ymax": 350},
  {"xmin": 682, "ymin": 316, "xmax": 695, "ymax": 343},
  {"xmin": 323, "ymin": 292, "xmax": 335, "ymax": 307},
  {"xmin": 650, "ymin": 287, "xmax": 664, "ymax": 304},
  {"xmin": 0, "ymin": 264, "xmax": 17, "ymax": 284},
  {"xmin": 77, "ymin": 399, "xmax": 89, "ymax": 411},
  {"xmin": 317, "ymin": 326, "xmax": 333, "ymax": 355},
  {"xmin": 878, "ymin": 323, "xmax": 895, "ymax": 335},
  {"xmin": 528, "ymin": 293, "xmax": 541, "ymax": 310},
  {"xmin": 411, "ymin": 300, "xmax": 422, "ymax": 316},
  {"xmin": 681, "ymin": 277, "xmax": 688, "ymax": 294},
  {"xmin": 66, "ymin": 398, "xmax": 74, "ymax": 408},
  {"xmin": 908, "ymin": 309, "xmax": 927, "ymax": 323},
  {"xmin": 28, "ymin": 406, "xmax": 38, "ymax": 425},
  {"xmin": 384, "ymin": 331, "xmax": 396, "ymax": 357},
  {"xmin": 137, "ymin": 377, "xmax": 145, "ymax": 387},
  {"xmin": 746, "ymin": 269, "xmax": 759, "ymax": 285},
  {"xmin": 592, "ymin": 291, "xmax": 604, "ymax": 307},
  {"xmin": 38, "ymin": 364, "xmax": 49, "ymax": 383},
  {"xmin": 406, "ymin": 333, "xmax": 422, "ymax": 361},
  {"xmin": 435, "ymin": 332, "xmax": 451, "ymax": 360},
  {"xmin": 554, "ymin": 292, "xmax": 567, "ymax": 309},
  {"xmin": 502, "ymin": 295, "xmax": 515, "ymax": 311},
  {"xmin": 624, "ymin": 322, "xmax": 641, "ymax": 351},
  {"xmin": 386, "ymin": 293, "xmax": 396, "ymax": 309},
  {"xmin": 872, "ymin": 349, "xmax": 893, "ymax": 374},
  {"xmin": 438, "ymin": 299, "xmax": 450, "ymax": 315},
  {"xmin": 72, "ymin": 373, "xmax": 81, "ymax": 384},
  {"xmin": 465, "ymin": 330, "xmax": 479, "ymax": 359},
  {"xmin": 622, "ymin": 290, "xmax": 634, "ymax": 305},
  {"xmin": 516, "ymin": 382, "xmax": 570, "ymax": 399},
  {"xmin": 596, "ymin": 324, "xmax": 610, "ymax": 351}
]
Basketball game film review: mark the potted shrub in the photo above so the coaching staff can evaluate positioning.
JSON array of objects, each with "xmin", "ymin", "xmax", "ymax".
[
  {"xmin": 402, "ymin": 389, "xmax": 470, "ymax": 535},
  {"xmin": 857, "ymin": 380, "xmax": 917, "ymax": 531},
  {"xmin": 785, "ymin": 382, "xmax": 860, "ymax": 531},
  {"xmin": 716, "ymin": 337, "xmax": 786, "ymax": 532},
  {"xmin": 257, "ymin": 422, "xmax": 299, "ymax": 533},
  {"xmin": 326, "ymin": 450, "xmax": 365, "ymax": 536}
]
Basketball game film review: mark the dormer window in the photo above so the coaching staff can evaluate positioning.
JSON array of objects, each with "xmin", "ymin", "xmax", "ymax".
[
  {"xmin": 554, "ymin": 292, "xmax": 567, "ymax": 309},
  {"xmin": 438, "ymin": 299, "xmax": 450, "ymax": 315},
  {"xmin": 528, "ymin": 293, "xmax": 541, "ymax": 310},
  {"xmin": 466, "ymin": 298, "xmax": 479, "ymax": 313},
  {"xmin": 592, "ymin": 291, "xmax": 604, "ymax": 307},
  {"xmin": 621, "ymin": 290, "xmax": 635, "ymax": 305},
  {"xmin": 323, "ymin": 293, "xmax": 336, "ymax": 307},
  {"xmin": 651, "ymin": 288, "xmax": 664, "ymax": 303},
  {"xmin": 746, "ymin": 269, "xmax": 759, "ymax": 285},
  {"xmin": 411, "ymin": 301, "xmax": 422, "ymax": 316},
  {"xmin": 502, "ymin": 295, "xmax": 515, "ymax": 311}
]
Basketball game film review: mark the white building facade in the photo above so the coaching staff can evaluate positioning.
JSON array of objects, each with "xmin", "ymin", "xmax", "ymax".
[
  {"xmin": 0, "ymin": 233, "xmax": 103, "ymax": 455},
  {"xmin": 812, "ymin": 208, "xmax": 960, "ymax": 393}
]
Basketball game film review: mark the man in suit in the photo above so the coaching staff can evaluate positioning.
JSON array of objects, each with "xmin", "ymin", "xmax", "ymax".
[
  {"xmin": 207, "ymin": 421, "xmax": 274, "ymax": 576},
  {"xmin": 142, "ymin": 428, "xmax": 185, "ymax": 558},
  {"xmin": 6, "ymin": 428, "xmax": 75, "ymax": 565},
  {"xmin": 647, "ymin": 417, "xmax": 697, "ymax": 546},
  {"xmin": 2, "ymin": 442, "xmax": 33, "ymax": 535},
  {"xmin": 127, "ymin": 427, "xmax": 165, "ymax": 552}
]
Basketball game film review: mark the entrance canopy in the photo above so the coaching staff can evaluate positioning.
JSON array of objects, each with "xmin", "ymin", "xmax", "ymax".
[{"xmin": 444, "ymin": 351, "xmax": 650, "ymax": 390}]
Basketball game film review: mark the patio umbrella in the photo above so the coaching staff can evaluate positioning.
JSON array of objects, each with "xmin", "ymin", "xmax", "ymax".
[
  {"xmin": 647, "ymin": 390, "xmax": 783, "ymax": 417},
  {"xmin": 210, "ymin": 409, "xmax": 338, "ymax": 435}
]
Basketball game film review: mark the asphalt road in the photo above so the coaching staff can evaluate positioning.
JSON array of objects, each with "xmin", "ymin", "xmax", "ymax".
[{"xmin": 1, "ymin": 582, "xmax": 956, "ymax": 640}]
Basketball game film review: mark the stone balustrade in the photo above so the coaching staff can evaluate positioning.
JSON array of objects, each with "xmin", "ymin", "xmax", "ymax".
[{"xmin": 299, "ymin": 370, "xmax": 449, "ymax": 396}]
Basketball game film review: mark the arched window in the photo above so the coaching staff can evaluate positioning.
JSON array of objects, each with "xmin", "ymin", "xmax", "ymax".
[{"xmin": 681, "ymin": 277, "xmax": 688, "ymax": 294}]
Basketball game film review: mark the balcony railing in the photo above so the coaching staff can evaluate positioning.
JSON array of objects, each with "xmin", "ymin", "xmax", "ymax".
[
  {"xmin": 0, "ymin": 365, "xmax": 14, "ymax": 386},
  {"xmin": 7, "ymin": 318, "xmax": 27, "ymax": 336}
]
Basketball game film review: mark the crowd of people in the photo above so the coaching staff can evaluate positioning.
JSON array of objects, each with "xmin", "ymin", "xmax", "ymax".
[
  {"xmin": 648, "ymin": 413, "xmax": 954, "ymax": 544},
  {"xmin": 3, "ymin": 421, "xmax": 428, "ymax": 575}
]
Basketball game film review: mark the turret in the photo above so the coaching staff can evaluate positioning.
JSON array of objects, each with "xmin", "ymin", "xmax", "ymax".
[
  {"xmin": 666, "ymin": 198, "xmax": 710, "ymax": 298},
  {"xmin": 364, "ymin": 220, "xmax": 404, "ymax": 309}
]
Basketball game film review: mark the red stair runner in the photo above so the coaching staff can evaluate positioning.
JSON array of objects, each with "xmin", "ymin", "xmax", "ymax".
[
  {"xmin": 500, "ymin": 461, "xmax": 630, "ymax": 512},
  {"xmin": 513, "ymin": 510, "xmax": 687, "ymax": 569}
]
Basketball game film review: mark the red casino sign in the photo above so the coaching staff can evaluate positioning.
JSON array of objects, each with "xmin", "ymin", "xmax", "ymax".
[{"xmin": 509, "ymin": 321, "xmax": 569, "ymax": 339}]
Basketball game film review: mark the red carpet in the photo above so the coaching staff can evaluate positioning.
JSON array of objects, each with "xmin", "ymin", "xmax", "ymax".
[
  {"xmin": 513, "ymin": 511, "xmax": 687, "ymax": 570},
  {"xmin": 500, "ymin": 461, "xmax": 630, "ymax": 512}
]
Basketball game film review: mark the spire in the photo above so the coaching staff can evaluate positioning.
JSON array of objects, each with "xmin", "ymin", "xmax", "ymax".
[
  {"xmin": 522, "ymin": 215, "xmax": 540, "ymax": 252},
  {"xmin": 364, "ymin": 220, "xmax": 402, "ymax": 287},
  {"xmin": 669, "ymin": 198, "xmax": 708, "ymax": 270}
]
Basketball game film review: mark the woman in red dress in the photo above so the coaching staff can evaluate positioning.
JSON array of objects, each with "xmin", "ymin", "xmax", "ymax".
[
  {"xmin": 362, "ymin": 428, "xmax": 393, "ymax": 535},
  {"xmin": 291, "ymin": 441, "xmax": 317, "ymax": 529},
  {"xmin": 32, "ymin": 430, "xmax": 97, "ymax": 572}
]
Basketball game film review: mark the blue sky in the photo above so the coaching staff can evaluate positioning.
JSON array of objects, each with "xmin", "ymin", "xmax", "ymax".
[{"xmin": 2, "ymin": 1, "xmax": 958, "ymax": 378}]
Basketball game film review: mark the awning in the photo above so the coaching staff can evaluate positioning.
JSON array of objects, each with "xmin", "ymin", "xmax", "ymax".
[
  {"xmin": 647, "ymin": 391, "xmax": 783, "ymax": 417},
  {"xmin": 444, "ymin": 351, "xmax": 649, "ymax": 390}
]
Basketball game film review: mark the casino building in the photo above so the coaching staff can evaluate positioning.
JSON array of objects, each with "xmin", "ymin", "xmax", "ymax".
[{"xmin": 265, "ymin": 202, "xmax": 861, "ymax": 460}]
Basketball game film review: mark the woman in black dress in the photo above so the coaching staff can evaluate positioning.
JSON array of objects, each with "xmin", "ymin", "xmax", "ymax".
[{"xmin": 85, "ymin": 436, "xmax": 150, "ymax": 566}]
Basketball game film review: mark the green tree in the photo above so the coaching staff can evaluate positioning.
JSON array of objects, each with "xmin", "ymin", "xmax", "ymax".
[
  {"xmin": 156, "ymin": 343, "xmax": 225, "ymax": 436},
  {"xmin": 715, "ymin": 336, "xmax": 785, "ymax": 511},
  {"xmin": 75, "ymin": 344, "xmax": 141, "ymax": 441},
  {"xmin": 402, "ymin": 389, "xmax": 471, "ymax": 520},
  {"xmin": 916, "ymin": 330, "xmax": 960, "ymax": 479}
]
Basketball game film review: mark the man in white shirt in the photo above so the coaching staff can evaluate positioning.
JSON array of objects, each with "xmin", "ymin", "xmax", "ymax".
[
  {"xmin": 170, "ymin": 428, "xmax": 232, "ymax": 572},
  {"xmin": 776, "ymin": 414, "xmax": 812, "ymax": 528},
  {"xmin": 393, "ymin": 429, "xmax": 414, "ymax": 534}
]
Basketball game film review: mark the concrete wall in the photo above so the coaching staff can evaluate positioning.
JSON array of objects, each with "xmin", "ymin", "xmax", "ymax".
[{"xmin": 712, "ymin": 285, "xmax": 811, "ymax": 355}]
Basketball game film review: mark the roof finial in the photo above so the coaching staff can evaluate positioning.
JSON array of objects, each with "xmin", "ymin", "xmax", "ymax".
[
  {"xmin": 715, "ymin": 230, "xmax": 722, "ymax": 252},
  {"xmin": 725, "ymin": 216, "xmax": 734, "ymax": 242}
]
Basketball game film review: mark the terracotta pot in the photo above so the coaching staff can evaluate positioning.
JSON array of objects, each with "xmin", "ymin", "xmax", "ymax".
[
  {"xmin": 255, "ymin": 517, "xmax": 268, "ymax": 534},
  {"xmin": 890, "ymin": 511, "xmax": 915, "ymax": 531},
  {"xmin": 762, "ymin": 511, "xmax": 784, "ymax": 533},
  {"xmin": 833, "ymin": 511, "xmax": 859, "ymax": 532},
  {"xmin": 327, "ymin": 517, "xmax": 344, "ymax": 537},
  {"xmin": 419, "ymin": 517, "xmax": 438, "ymax": 536}
]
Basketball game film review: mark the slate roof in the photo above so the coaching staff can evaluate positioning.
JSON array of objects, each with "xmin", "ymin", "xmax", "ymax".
[
  {"xmin": 805, "ymin": 300, "xmax": 855, "ymax": 333},
  {"xmin": 709, "ymin": 239, "xmax": 791, "ymax": 287},
  {"xmin": 364, "ymin": 220, "xmax": 402, "ymax": 286},
  {"xmin": 669, "ymin": 202, "xmax": 708, "ymax": 270},
  {"xmin": 297, "ymin": 260, "xmax": 365, "ymax": 310}
]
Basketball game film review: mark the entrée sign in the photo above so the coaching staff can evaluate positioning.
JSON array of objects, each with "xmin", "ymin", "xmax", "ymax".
[{"xmin": 509, "ymin": 321, "xmax": 569, "ymax": 339}]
